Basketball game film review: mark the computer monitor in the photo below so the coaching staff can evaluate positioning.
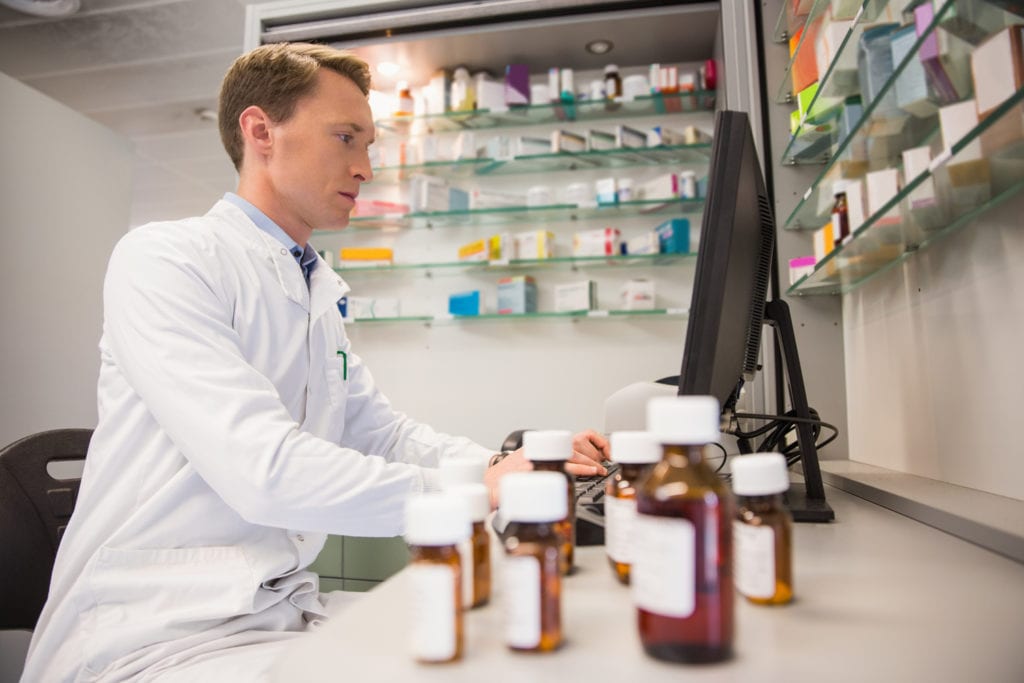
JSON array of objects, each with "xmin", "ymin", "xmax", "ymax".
[{"xmin": 679, "ymin": 110, "xmax": 834, "ymax": 522}]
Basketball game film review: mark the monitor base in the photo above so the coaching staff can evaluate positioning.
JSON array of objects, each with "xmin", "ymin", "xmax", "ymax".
[{"xmin": 784, "ymin": 483, "xmax": 836, "ymax": 523}]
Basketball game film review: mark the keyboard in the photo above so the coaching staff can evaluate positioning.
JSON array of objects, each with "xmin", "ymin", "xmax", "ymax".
[{"xmin": 573, "ymin": 463, "xmax": 618, "ymax": 547}]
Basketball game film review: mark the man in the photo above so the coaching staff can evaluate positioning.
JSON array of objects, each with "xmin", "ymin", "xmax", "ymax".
[{"xmin": 22, "ymin": 43, "xmax": 609, "ymax": 681}]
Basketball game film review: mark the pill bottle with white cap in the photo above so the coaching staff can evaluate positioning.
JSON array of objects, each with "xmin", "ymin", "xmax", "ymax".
[
  {"xmin": 731, "ymin": 452, "xmax": 793, "ymax": 605},
  {"xmin": 499, "ymin": 471, "xmax": 566, "ymax": 652},
  {"xmin": 633, "ymin": 395, "xmax": 734, "ymax": 664},
  {"xmin": 404, "ymin": 493, "xmax": 470, "ymax": 663},
  {"xmin": 523, "ymin": 429, "xmax": 575, "ymax": 575},
  {"xmin": 605, "ymin": 430, "xmax": 661, "ymax": 585},
  {"xmin": 448, "ymin": 483, "xmax": 492, "ymax": 608}
]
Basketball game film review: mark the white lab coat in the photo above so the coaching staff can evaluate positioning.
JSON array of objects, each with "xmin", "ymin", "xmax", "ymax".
[{"xmin": 22, "ymin": 200, "xmax": 492, "ymax": 682}]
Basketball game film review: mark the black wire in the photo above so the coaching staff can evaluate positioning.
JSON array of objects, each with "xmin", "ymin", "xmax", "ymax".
[
  {"xmin": 731, "ymin": 410, "xmax": 839, "ymax": 466},
  {"xmin": 707, "ymin": 441, "xmax": 729, "ymax": 474}
]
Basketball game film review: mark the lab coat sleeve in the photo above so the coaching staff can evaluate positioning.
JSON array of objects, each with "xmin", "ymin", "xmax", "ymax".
[{"xmin": 102, "ymin": 227, "xmax": 438, "ymax": 537}]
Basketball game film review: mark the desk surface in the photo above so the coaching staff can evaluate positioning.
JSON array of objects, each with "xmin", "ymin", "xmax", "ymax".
[{"xmin": 274, "ymin": 487, "xmax": 1024, "ymax": 681}]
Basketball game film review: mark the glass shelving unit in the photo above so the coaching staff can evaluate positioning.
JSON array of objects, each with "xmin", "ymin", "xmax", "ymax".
[
  {"xmin": 327, "ymin": 196, "xmax": 705, "ymax": 233},
  {"xmin": 344, "ymin": 308, "xmax": 689, "ymax": 325},
  {"xmin": 779, "ymin": 0, "xmax": 918, "ymax": 168},
  {"xmin": 370, "ymin": 143, "xmax": 712, "ymax": 183},
  {"xmin": 774, "ymin": 0, "xmax": 835, "ymax": 99},
  {"xmin": 374, "ymin": 91, "xmax": 715, "ymax": 134},
  {"xmin": 333, "ymin": 252, "xmax": 696, "ymax": 276},
  {"xmin": 782, "ymin": 0, "xmax": 992, "ymax": 229},
  {"xmin": 789, "ymin": 87, "xmax": 1024, "ymax": 295}
]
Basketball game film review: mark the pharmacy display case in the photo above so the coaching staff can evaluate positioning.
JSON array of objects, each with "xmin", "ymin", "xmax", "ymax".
[{"xmin": 775, "ymin": 0, "xmax": 1024, "ymax": 295}]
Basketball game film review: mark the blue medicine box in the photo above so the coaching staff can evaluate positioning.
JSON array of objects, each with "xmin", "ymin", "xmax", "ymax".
[
  {"xmin": 448, "ymin": 290, "xmax": 481, "ymax": 316},
  {"xmin": 655, "ymin": 218, "xmax": 690, "ymax": 254}
]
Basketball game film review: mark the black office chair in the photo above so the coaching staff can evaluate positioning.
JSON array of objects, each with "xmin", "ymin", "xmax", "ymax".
[{"xmin": 0, "ymin": 428, "xmax": 91, "ymax": 630}]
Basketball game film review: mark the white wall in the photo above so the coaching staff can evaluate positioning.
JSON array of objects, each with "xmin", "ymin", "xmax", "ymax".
[
  {"xmin": 346, "ymin": 317, "xmax": 686, "ymax": 448},
  {"xmin": 843, "ymin": 195, "xmax": 1024, "ymax": 502},
  {"xmin": 0, "ymin": 72, "xmax": 133, "ymax": 446}
]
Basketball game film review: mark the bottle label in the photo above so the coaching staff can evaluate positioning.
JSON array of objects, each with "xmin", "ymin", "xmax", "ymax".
[
  {"xmin": 458, "ymin": 537, "xmax": 474, "ymax": 607},
  {"xmin": 733, "ymin": 521, "xmax": 776, "ymax": 599},
  {"xmin": 604, "ymin": 495, "xmax": 637, "ymax": 564},
  {"xmin": 409, "ymin": 564, "xmax": 456, "ymax": 660},
  {"xmin": 632, "ymin": 514, "xmax": 695, "ymax": 617},
  {"xmin": 503, "ymin": 555, "xmax": 541, "ymax": 648}
]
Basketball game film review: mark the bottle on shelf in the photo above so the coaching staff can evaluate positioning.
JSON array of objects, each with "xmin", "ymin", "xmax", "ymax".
[
  {"xmin": 831, "ymin": 180, "xmax": 851, "ymax": 244},
  {"xmin": 450, "ymin": 66, "xmax": 475, "ymax": 112},
  {"xmin": 731, "ymin": 452, "xmax": 794, "ymax": 606},
  {"xmin": 604, "ymin": 64, "xmax": 622, "ymax": 100},
  {"xmin": 523, "ymin": 429, "xmax": 576, "ymax": 575},
  {"xmin": 604, "ymin": 430, "xmax": 661, "ymax": 584},
  {"xmin": 404, "ymin": 493, "xmax": 471, "ymax": 664},
  {"xmin": 500, "ymin": 471, "xmax": 566, "ymax": 653},
  {"xmin": 633, "ymin": 395, "xmax": 734, "ymax": 664},
  {"xmin": 395, "ymin": 80, "xmax": 414, "ymax": 117}
]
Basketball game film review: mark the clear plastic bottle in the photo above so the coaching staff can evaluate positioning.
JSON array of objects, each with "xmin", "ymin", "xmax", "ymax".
[
  {"xmin": 500, "ymin": 471, "xmax": 566, "ymax": 652},
  {"xmin": 731, "ymin": 453, "xmax": 793, "ymax": 605},
  {"xmin": 523, "ymin": 429, "xmax": 575, "ymax": 575},
  {"xmin": 604, "ymin": 64, "xmax": 622, "ymax": 100},
  {"xmin": 449, "ymin": 483, "xmax": 492, "ymax": 608},
  {"xmin": 605, "ymin": 431, "xmax": 661, "ymax": 585},
  {"xmin": 404, "ymin": 493, "xmax": 471, "ymax": 663},
  {"xmin": 634, "ymin": 395, "xmax": 734, "ymax": 663}
]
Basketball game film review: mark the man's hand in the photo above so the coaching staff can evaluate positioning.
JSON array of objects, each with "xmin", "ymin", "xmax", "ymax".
[{"xmin": 482, "ymin": 430, "xmax": 612, "ymax": 508}]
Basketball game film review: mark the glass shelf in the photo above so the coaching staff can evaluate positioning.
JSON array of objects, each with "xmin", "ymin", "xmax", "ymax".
[
  {"xmin": 782, "ymin": 0, "xmax": 975, "ymax": 229},
  {"xmin": 329, "ymin": 197, "xmax": 705, "ymax": 233},
  {"xmin": 334, "ymin": 252, "xmax": 696, "ymax": 276},
  {"xmin": 370, "ymin": 143, "xmax": 712, "ymax": 183},
  {"xmin": 778, "ymin": 0, "xmax": 911, "ymax": 163},
  {"xmin": 374, "ymin": 91, "xmax": 715, "ymax": 135},
  {"xmin": 788, "ymin": 86, "xmax": 1024, "ymax": 295},
  {"xmin": 345, "ymin": 308, "xmax": 689, "ymax": 325},
  {"xmin": 774, "ymin": 0, "xmax": 835, "ymax": 99}
]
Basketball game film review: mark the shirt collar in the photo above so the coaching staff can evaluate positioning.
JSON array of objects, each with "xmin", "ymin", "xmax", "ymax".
[{"xmin": 223, "ymin": 192, "xmax": 318, "ymax": 281}]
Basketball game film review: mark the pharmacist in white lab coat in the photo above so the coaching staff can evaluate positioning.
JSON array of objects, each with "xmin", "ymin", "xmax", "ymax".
[{"xmin": 22, "ymin": 43, "xmax": 609, "ymax": 682}]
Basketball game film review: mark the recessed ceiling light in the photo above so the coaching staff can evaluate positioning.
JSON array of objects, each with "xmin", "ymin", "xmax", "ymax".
[
  {"xmin": 586, "ymin": 39, "xmax": 614, "ymax": 55},
  {"xmin": 377, "ymin": 62, "xmax": 401, "ymax": 77},
  {"xmin": 0, "ymin": 0, "xmax": 80, "ymax": 17}
]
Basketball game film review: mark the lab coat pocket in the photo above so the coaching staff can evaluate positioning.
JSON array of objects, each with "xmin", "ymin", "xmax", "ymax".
[
  {"xmin": 325, "ymin": 355, "xmax": 348, "ymax": 406},
  {"xmin": 85, "ymin": 545, "xmax": 258, "ymax": 673}
]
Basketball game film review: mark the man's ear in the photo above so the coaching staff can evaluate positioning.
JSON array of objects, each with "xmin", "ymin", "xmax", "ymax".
[{"xmin": 238, "ymin": 105, "xmax": 274, "ymax": 160}]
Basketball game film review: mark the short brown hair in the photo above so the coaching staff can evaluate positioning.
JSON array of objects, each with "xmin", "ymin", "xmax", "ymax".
[{"xmin": 218, "ymin": 42, "xmax": 372, "ymax": 170}]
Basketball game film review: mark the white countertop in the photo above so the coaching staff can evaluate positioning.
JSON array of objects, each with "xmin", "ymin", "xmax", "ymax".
[{"xmin": 273, "ymin": 486, "xmax": 1024, "ymax": 682}]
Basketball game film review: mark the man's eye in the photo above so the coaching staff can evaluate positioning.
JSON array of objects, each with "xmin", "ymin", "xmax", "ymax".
[{"xmin": 337, "ymin": 134, "xmax": 353, "ymax": 143}]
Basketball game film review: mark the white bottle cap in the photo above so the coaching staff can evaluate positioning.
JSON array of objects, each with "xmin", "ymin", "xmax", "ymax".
[
  {"xmin": 404, "ymin": 493, "xmax": 471, "ymax": 546},
  {"xmin": 448, "ymin": 483, "xmax": 490, "ymax": 522},
  {"xmin": 439, "ymin": 454, "xmax": 487, "ymax": 489},
  {"xmin": 731, "ymin": 453, "xmax": 789, "ymax": 495},
  {"xmin": 609, "ymin": 431, "xmax": 661, "ymax": 464},
  {"xmin": 646, "ymin": 395, "xmax": 721, "ymax": 444},
  {"xmin": 523, "ymin": 429, "xmax": 573, "ymax": 462},
  {"xmin": 604, "ymin": 64, "xmax": 619, "ymax": 74},
  {"xmin": 499, "ymin": 472, "xmax": 568, "ymax": 523}
]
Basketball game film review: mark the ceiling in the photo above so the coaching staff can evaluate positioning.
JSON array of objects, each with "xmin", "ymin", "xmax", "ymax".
[
  {"xmin": 0, "ymin": 0, "xmax": 255, "ymax": 228},
  {"xmin": 0, "ymin": 0, "xmax": 719, "ymax": 229}
]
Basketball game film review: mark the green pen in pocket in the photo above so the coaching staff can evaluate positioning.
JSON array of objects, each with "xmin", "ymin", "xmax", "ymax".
[{"xmin": 337, "ymin": 349, "xmax": 347, "ymax": 380}]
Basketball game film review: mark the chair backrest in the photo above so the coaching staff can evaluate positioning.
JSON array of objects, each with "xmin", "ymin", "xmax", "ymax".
[{"xmin": 0, "ymin": 428, "xmax": 92, "ymax": 629}]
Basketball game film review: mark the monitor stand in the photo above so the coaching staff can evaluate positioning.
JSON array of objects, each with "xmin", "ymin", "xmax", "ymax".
[{"xmin": 761, "ymin": 298, "xmax": 835, "ymax": 523}]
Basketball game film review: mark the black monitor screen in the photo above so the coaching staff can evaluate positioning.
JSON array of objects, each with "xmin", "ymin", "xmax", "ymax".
[{"xmin": 678, "ymin": 110, "xmax": 775, "ymax": 414}]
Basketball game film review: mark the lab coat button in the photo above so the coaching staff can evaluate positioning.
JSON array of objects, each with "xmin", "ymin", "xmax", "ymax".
[{"xmin": 280, "ymin": 248, "xmax": 288, "ymax": 255}]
